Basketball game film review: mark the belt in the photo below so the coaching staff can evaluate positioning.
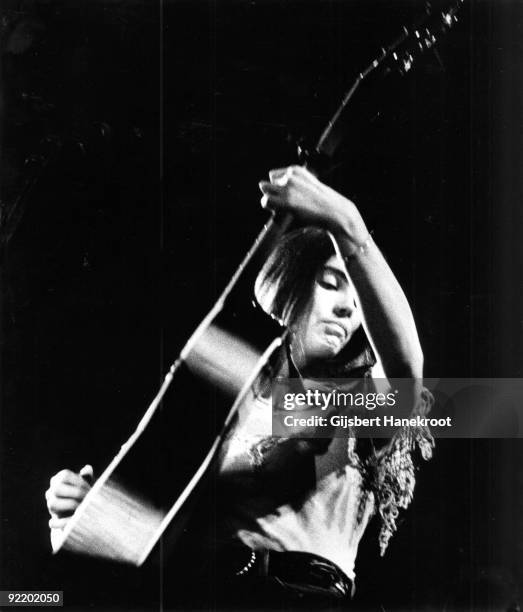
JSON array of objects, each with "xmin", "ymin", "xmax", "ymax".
[{"xmin": 237, "ymin": 549, "xmax": 354, "ymax": 600}]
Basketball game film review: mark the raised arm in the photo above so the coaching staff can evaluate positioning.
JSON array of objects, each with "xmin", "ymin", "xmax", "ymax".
[{"xmin": 258, "ymin": 165, "xmax": 423, "ymax": 379}]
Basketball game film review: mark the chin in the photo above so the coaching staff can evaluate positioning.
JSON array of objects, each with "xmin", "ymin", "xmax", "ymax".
[{"xmin": 312, "ymin": 339, "xmax": 345, "ymax": 361}]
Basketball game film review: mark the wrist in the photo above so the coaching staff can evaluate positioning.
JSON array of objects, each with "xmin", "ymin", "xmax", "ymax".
[
  {"xmin": 343, "ymin": 232, "xmax": 374, "ymax": 261},
  {"xmin": 332, "ymin": 209, "xmax": 371, "ymax": 256},
  {"xmin": 317, "ymin": 185, "xmax": 369, "ymax": 251}
]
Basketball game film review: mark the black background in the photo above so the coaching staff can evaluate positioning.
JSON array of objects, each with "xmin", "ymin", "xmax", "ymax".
[{"xmin": 1, "ymin": 0, "xmax": 523, "ymax": 610}]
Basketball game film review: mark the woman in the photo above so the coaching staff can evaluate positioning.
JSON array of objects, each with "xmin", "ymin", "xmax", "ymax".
[{"xmin": 46, "ymin": 166, "xmax": 433, "ymax": 609}]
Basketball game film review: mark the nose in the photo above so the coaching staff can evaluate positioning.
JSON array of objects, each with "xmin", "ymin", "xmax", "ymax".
[{"xmin": 333, "ymin": 299, "xmax": 355, "ymax": 318}]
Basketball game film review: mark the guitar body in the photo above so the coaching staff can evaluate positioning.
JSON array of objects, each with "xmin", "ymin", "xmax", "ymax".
[{"xmin": 53, "ymin": 216, "xmax": 288, "ymax": 566}]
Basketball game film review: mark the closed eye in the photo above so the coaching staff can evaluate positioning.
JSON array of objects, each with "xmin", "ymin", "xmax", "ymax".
[{"xmin": 318, "ymin": 270, "xmax": 339, "ymax": 290}]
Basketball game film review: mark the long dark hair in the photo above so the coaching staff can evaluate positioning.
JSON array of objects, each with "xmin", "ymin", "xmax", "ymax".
[{"xmin": 255, "ymin": 227, "xmax": 375, "ymax": 377}]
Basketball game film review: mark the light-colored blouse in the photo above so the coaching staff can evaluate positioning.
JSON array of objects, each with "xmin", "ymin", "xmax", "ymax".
[{"xmin": 218, "ymin": 386, "xmax": 434, "ymax": 582}]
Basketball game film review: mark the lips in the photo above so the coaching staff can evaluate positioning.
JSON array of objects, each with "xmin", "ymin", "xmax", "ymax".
[{"xmin": 322, "ymin": 320, "xmax": 348, "ymax": 340}]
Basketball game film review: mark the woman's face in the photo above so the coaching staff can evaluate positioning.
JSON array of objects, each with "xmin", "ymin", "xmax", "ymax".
[{"xmin": 292, "ymin": 254, "xmax": 362, "ymax": 366}]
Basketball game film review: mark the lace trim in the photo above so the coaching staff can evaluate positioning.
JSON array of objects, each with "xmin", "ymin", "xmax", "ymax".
[
  {"xmin": 248, "ymin": 436, "xmax": 288, "ymax": 468},
  {"xmin": 369, "ymin": 387, "xmax": 435, "ymax": 555}
]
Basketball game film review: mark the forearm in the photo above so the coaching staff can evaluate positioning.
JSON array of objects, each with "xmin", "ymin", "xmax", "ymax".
[{"xmin": 335, "ymin": 224, "xmax": 424, "ymax": 379}]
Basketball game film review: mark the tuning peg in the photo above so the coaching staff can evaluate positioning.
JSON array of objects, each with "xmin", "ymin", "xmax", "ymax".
[
  {"xmin": 402, "ymin": 53, "xmax": 413, "ymax": 73},
  {"xmin": 425, "ymin": 28, "xmax": 436, "ymax": 42},
  {"xmin": 423, "ymin": 28, "xmax": 436, "ymax": 49},
  {"xmin": 442, "ymin": 12, "xmax": 453, "ymax": 26}
]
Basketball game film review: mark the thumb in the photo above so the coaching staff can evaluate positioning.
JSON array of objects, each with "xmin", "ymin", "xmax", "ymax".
[{"xmin": 79, "ymin": 464, "xmax": 94, "ymax": 484}]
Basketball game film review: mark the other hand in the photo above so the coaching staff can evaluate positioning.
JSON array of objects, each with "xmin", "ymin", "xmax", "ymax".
[
  {"xmin": 258, "ymin": 165, "xmax": 368, "ymax": 245},
  {"xmin": 45, "ymin": 464, "xmax": 93, "ymax": 531}
]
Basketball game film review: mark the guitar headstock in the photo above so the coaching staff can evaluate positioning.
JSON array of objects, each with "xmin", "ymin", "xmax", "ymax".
[
  {"xmin": 314, "ymin": 0, "xmax": 465, "ymax": 160},
  {"xmin": 369, "ymin": 0, "xmax": 464, "ymax": 80}
]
